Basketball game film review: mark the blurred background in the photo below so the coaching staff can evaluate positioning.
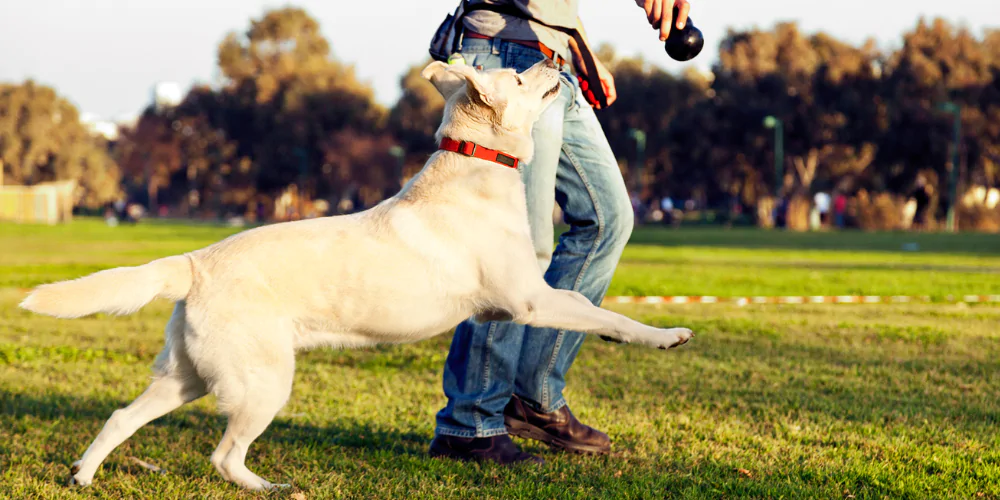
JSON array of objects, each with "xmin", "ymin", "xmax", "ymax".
[
  {"xmin": 1, "ymin": 0, "xmax": 997, "ymax": 232},
  {"xmin": 3, "ymin": 5, "xmax": 1000, "ymax": 497}
]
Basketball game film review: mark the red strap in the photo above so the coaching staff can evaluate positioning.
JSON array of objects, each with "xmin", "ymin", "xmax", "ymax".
[
  {"xmin": 439, "ymin": 138, "xmax": 520, "ymax": 169},
  {"xmin": 576, "ymin": 75, "xmax": 599, "ymax": 107}
]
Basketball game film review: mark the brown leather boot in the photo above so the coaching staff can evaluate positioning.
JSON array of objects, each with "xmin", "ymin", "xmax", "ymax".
[{"xmin": 503, "ymin": 395, "xmax": 611, "ymax": 454}]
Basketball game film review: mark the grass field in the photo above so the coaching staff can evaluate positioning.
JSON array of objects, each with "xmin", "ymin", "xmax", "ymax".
[{"xmin": 2, "ymin": 219, "xmax": 999, "ymax": 499}]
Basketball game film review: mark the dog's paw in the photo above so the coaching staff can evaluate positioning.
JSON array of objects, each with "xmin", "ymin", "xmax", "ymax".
[
  {"xmin": 69, "ymin": 476, "xmax": 92, "ymax": 487},
  {"xmin": 69, "ymin": 461, "xmax": 92, "ymax": 487},
  {"xmin": 657, "ymin": 328, "xmax": 694, "ymax": 350}
]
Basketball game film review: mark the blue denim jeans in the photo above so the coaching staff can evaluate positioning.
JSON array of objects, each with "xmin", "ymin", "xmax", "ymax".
[{"xmin": 435, "ymin": 36, "xmax": 634, "ymax": 438}]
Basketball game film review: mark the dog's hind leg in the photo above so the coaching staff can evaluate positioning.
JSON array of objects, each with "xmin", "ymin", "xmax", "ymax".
[
  {"xmin": 71, "ymin": 303, "xmax": 207, "ymax": 486},
  {"xmin": 205, "ymin": 334, "xmax": 295, "ymax": 490},
  {"xmin": 519, "ymin": 288, "xmax": 694, "ymax": 350}
]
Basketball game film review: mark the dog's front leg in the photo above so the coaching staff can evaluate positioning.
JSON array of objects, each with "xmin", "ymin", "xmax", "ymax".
[{"xmin": 516, "ymin": 288, "xmax": 694, "ymax": 350}]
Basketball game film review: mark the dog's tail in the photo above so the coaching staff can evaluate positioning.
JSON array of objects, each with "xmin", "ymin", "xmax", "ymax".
[{"xmin": 19, "ymin": 255, "xmax": 193, "ymax": 319}]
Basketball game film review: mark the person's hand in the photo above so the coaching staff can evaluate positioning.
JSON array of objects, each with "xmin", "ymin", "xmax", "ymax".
[
  {"xmin": 574, "ymin": 57, "xmax": 617, "ymax": 109},
  {"xmin": 637, "ymin": 0, "xmax": 691, "ymax": 42}
]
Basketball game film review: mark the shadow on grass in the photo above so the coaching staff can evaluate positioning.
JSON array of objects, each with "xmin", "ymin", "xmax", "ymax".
[
  {"xmin": 0, "ymin": 389, "xmax": 428, "ymax": 454},
  {"xmin": 1, "ymin": 389, "xmax": 435, "ymax": 490},
  {"xmin": 3, "ymin": 388, "xmax": 996, "ymax": 498},
  {"xmin": 0, "ymin": 389, "xmax": 826, "ymax": 497}
]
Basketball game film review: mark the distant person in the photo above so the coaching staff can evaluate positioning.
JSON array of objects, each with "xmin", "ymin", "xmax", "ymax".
[
  {"xmin": 113, "ymin": 198, "xmax": 127, "ymax": 220},
  {"xmin": 660, "ymin": 196, "xmax": 674, "ymax": 225},
  {"xmin": 103, "ymin": 206, "xmax": 119, "ymax": 227},
  {"xmin": 728, "ymin": 194, "xmax": 742, "ymax": 226},
  {"xmin": 427, "ymin": 0, "xmax": 693, "ymax": 465},
  {"xmin": 125, "ymin": 203, "xmax": 145, "ymax": 224},
  {"xmin": 774, "ymin": 196, "xmax": 788, "ymax": 228},
  {"xmin": 833, "ymin": 192, "xmax": 848, "ymax": 228},
  {"xmin": 902, "ymin": 198, "xmax": 918, "ymax": 230},
  {"xmin": 660, "ymin": 196, "xmax": 674, "ymax": 214},
  {"xmin": 631, "ymin": 192, "xmax": 644, "ymax": 221},
  {"xmin": 814, "ymin": 191, "xmax": 831, "ymax": 226},
  {"xmin": 911, "ymin": 176, "xmax": 931, "ymax": 228}
]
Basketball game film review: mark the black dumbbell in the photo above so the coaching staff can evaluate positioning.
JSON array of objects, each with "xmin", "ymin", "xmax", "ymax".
[{"xmin": 664, "ymin": 7, "xmax": 704, "ymax": 61}]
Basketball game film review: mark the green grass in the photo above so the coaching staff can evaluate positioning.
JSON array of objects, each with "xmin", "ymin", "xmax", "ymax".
[{"xmin": 2, "ymin": 219, "xmax": 999, "ymax": 498}]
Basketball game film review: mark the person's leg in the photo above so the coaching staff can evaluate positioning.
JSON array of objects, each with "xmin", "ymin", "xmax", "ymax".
[
  {"xmin": 434, "ymin": 39, "xmax": 571, "ymax": 440},
  {"xmin": 513, "ymin": 79, "xmax": 634, "ymax": 414}
]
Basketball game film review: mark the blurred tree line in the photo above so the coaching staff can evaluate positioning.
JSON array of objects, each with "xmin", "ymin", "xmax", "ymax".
[
  {"xmin": 0, "ymin": 82, "xmax": 120, "ymax": 206},
  {"xmin": 1, "ymin": 7, "xmax": 998, "ymax": 228}
]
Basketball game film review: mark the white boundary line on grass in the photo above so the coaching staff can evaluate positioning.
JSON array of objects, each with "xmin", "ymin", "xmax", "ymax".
[
  {"xmin": 602, "ymin": 295, "xmax": 1000, "ymax": 306},
  {"xmin": 9, "ymin": 288, "xmax": 998, "ymax": 307}
]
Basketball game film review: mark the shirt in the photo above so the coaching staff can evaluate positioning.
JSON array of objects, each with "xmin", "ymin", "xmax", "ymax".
[{"xmin": 814, "ymin": 192, "xmax": 832, "ymax": 213}]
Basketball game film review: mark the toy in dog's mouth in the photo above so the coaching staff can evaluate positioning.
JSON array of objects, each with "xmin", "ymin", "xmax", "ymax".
[{"xmin": 543, "ymin": 82, "xmax": 560, "ymax": 99}]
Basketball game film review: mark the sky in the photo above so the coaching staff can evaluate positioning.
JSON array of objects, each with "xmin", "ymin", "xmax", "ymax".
[{"xmin": 0, "ymin": 0, "xmax": 996, "ymax": 121}]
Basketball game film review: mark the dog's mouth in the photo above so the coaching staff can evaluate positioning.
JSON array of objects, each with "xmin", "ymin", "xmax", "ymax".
[{"xmin": 542, "ymin": 82, "xmax": 560, "ymax": 99}]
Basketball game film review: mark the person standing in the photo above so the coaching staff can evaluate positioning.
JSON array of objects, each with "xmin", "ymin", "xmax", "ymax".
[
  {"xmin": 813, "ymin": 191, "xmax": 831, "ymax": 228},
  {"xmin": 429, "ymin": 0, "xmax": 692, "ymax": 465},
  {"xmin": 833, "ymin": 191, "xmax": 848, "ymax": 229}
]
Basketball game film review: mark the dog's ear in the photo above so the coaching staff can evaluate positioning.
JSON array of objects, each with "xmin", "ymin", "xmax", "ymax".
[{"xmin": 421, "ymin": 61, "xmax": 494, "ymax": 106}]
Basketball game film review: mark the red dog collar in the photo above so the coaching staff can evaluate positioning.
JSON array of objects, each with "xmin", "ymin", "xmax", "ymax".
[{"xmin": 439, "ymin": 138, "xmax": 519, "ymax": 169}]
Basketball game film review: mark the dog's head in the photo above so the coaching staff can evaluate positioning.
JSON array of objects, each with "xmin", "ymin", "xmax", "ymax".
[{"xmin": 422, "ymin": 59, "xmax": 562, "ymax": 162}]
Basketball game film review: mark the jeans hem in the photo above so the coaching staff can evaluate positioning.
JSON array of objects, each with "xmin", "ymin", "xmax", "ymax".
[
  {"xmin": 542, "ymin": 396, "xmax": 568, "ymax": 414},
  {"xmin": 435, "ymin": 425, "xmax": 508, "ymax": 439}
]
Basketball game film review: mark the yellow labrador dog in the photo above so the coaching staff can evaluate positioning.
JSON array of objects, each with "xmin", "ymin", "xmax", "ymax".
[{"xmin": 20, "ymin": 59, "xmax": 693, "ymax": 490}]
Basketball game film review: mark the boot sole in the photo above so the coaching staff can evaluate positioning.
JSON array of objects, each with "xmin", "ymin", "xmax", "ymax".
[{"xmin": 505, "ymin": 416, "xmax": 611, "ymax": 455}]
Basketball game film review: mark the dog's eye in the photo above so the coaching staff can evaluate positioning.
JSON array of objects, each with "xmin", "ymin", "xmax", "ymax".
[{"xmin": 514, "ymin": 75, "xmax": 523, "ymax": 86}]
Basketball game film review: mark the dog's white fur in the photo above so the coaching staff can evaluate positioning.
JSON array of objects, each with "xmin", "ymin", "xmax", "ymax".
[{"xmin": 19, "ymin": 59, "xmax": 693, "ymax": 490}]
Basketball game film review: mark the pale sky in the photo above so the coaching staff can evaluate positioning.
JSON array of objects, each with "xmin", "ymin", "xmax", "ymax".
[{"xmin": 0, "ymin": 0, "xmax": 996, "ymax": 121}]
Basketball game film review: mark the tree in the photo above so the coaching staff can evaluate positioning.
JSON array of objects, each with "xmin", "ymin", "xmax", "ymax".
[
  {"xmin": 388, "ymin": 59, "xmax": 445, "ymax": 174},
  {"xmin": 595, "ymin": 45, "xmax": 710, "ymax": 201},
  {"xmin": 662, "ymin": 22, "xmax": 884, "ymax": 224},
  {"xmin": 878, "ymin": 18, "xmax": 1000, "ymax": 221},
  {"xmin": 114, "ymin": 7, "xmax": 398, "ymax": 219},
  {"xmin": 727, "ymin": 24, "xmax": 879, "ymax": 194},
  {"xmin": 214, "ymin": 7, "xmax": 388, "ymax": 199},
  {"xmin": 0, "ymin": 81, "xmax": 120, "ymax": 208},
  {"xmin": 113, "ymin": 87, "xmax": 243, "ymax": 216}
]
